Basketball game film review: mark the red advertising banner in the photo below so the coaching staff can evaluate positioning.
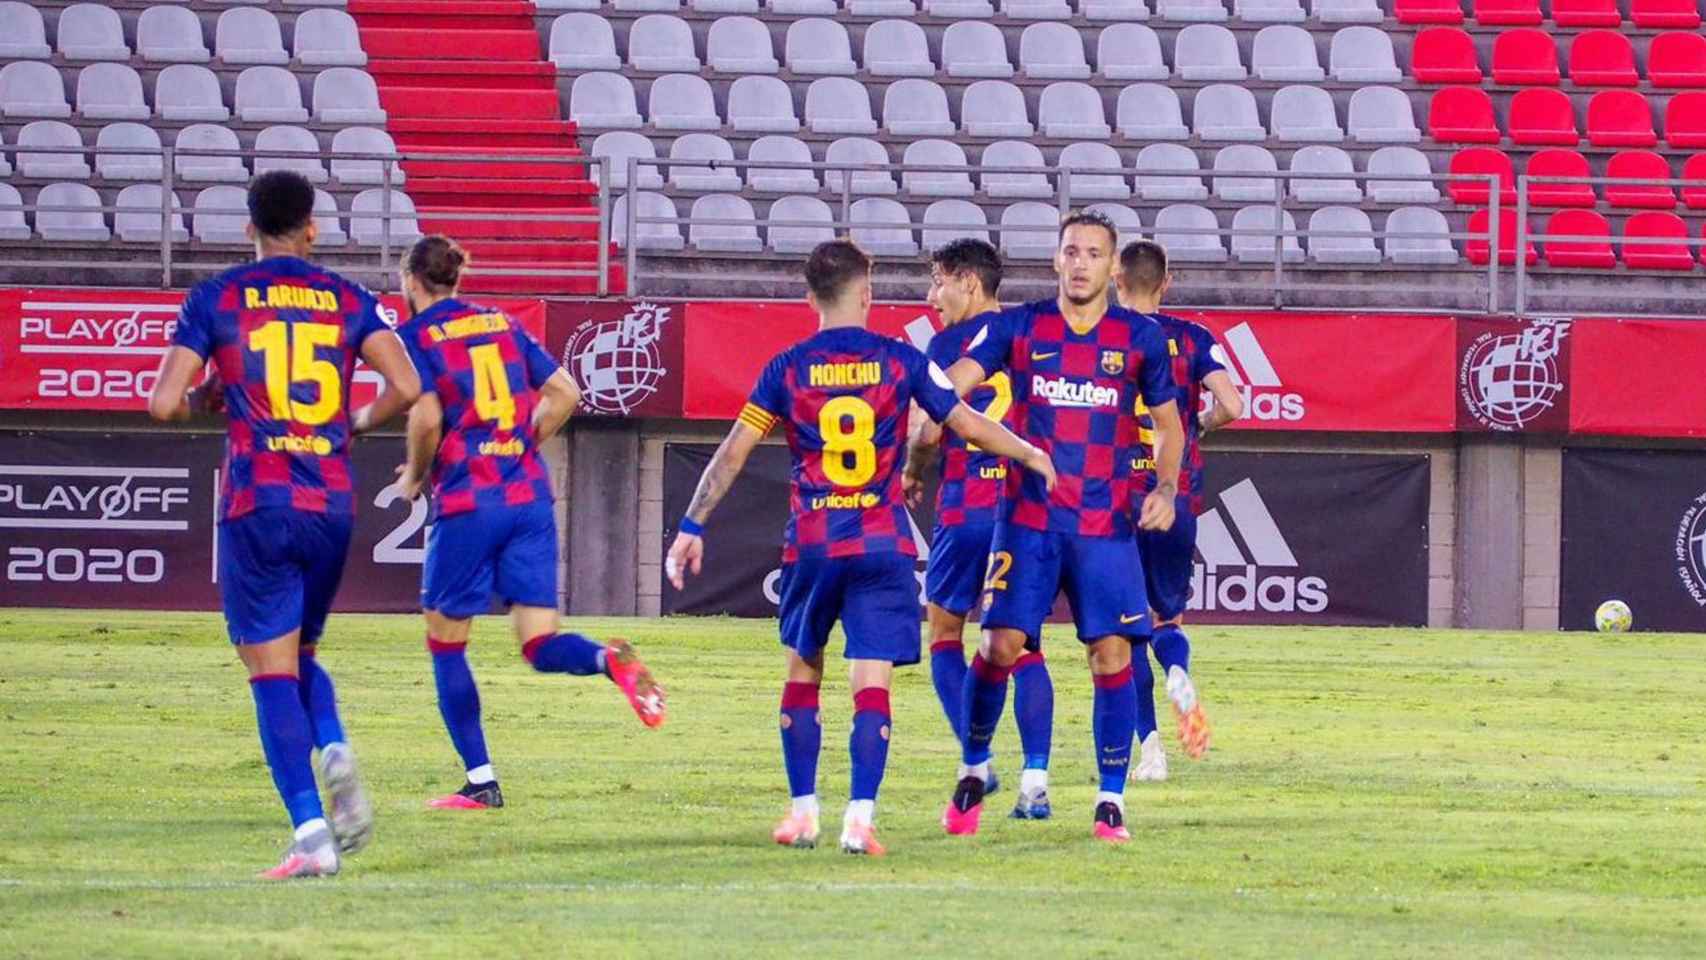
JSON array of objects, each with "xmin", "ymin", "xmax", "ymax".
[
  {"xmin": 0, "ymin": 287, "xmax": 544, "ymax": 412},
  {"xmin": 546, "ymin": 299, "xmax": 685, "ymax": 418},
  {"xmin": 1569, "ymin": 318, "xmax": 1706, "ymax": 438}
]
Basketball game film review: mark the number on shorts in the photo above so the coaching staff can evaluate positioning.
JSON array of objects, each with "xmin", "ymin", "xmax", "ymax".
[
  {"xmin": 818, "ymin": 395, "xmax": 877, "ymax": 487},
  {"xmin": 247, "ymin": 321, "xmax": 343, "ymax": 425},
  {"xmin": 983, "ymin": 550, "xmax": 1013, "ymax": 593},
  {"xmin": 469, "ymin": 343, "xmax": 518, "ymax": 431},
  {"xmin": 966, "ymin": 371, "xmax": 1013, "ymax": 453}
]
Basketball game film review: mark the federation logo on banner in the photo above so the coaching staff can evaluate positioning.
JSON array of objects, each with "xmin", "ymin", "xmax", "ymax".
[
  {"xmin": 557, "ymin": 301, "xmax": 681, "ymax": 417},
  {"xmin": 1192, "ymin": 478, "xmax": 1328, "ymax": 615},
  {"xmin": 1457, "ymin": 317, "xmax": 1572, "ymax": 432},
  {"xmin": 1677, "ymin": 491, "xmax": 1706, "ymax": 608},
  {"xmin": 1214, "ymin": 322, "xmax": 1305, "ymax": 423}
]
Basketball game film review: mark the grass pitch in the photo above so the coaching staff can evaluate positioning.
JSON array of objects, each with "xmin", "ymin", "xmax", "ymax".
[{"xmin": 0, "ymin": 610, "xmax": 1703, "ymax": 959}]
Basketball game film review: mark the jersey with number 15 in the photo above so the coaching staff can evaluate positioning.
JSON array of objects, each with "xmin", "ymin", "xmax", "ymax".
[{"xmin": 173, "ymin": 256, "xmax": 391, "ymax": 521}]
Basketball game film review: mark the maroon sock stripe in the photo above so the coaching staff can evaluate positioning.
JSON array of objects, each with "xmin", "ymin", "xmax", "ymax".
[
  {"xmin": 970, "ymin": 654, "xmax": 1012, "ymax": 684},
  {"xmin": 1013, "ymin": 651, "xmax": 1046, "ymax": 671},
  {"xmin": 426, "ymin": 635, "xmax": 466, "ymax": 655},
  {"xmin": 780, "ymin": 681, "xmax": 820, "ymax": 710},
  {"xmin": 1093, "ymin": 665, "xmax": 1135, "ymax": 690},
  {"xmin": 852, "ymin": 687, "xmax": 891, "ymax": 716},
  {"xmin": 928, "ymin": 639, "xmax": 964, "ymax": 655},
  {"xmin": 248, "ymin": 672, "xmax": 298, "ymax": 684},
  {"xmin": 520, "ymin": 634, "xmax": 550, "ymax": 664}
]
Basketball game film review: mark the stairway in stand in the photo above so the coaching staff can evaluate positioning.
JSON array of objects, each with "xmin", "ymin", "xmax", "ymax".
[{"xmin": 348, "ymin": 0, "xmax": 618, "ymax": 295}]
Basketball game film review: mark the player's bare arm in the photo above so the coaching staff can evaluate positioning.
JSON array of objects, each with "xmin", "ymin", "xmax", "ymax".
[
  {"xmin": 146, "ymin": 345, "xmax": 209, "ymax": 422},
  {"xmin": 943, "ymin": 403, "xmax": 1057, "ymax": 492},
  {"xmin": 351, "ymin": 329, "xmax": 422, "ymax": 434},
  {"xmin": 1140, "ymin": 399, "xmax": 1185, "ymax": 531},
  {"xmin": 531, "ymin": 369, "xmax": 582, "ymax": 444},
  {"xmin": 902, "ymin": 405, "xmax": 944, "ymax": 508},
  {"xmin": 1200, "ymin": 369, "xmax": 1244, "ymax": 433},
  {"xmin": 397, "ymin": 391, "xmax": 443, "ymax": 501},
  {"xmin": 666, "ymin": 420, "xmax": 765, "ymax": 590},
  {"xmin": 943, "ymin": 355, "xmax": 992, "ymax": 398}
]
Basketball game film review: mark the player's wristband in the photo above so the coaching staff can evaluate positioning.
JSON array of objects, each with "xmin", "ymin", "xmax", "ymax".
[{"xmin": 679, "ymin": 516, "xmax": 704, "ymax": 537}]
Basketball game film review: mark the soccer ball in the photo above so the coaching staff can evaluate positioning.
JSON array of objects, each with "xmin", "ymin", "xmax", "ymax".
[{"xmin": 1594, "ymin": 600, "xmax": 1632, "ymax": 633}]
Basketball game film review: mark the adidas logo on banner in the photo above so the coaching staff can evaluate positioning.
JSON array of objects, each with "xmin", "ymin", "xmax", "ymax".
[
  {"xmin": 1191, "ymin": 479, "xmax": 1329, "ymax": 614},
  {"xmin": 1216, "ymin": 323, "xmax": 1306, "ymax": 423}
]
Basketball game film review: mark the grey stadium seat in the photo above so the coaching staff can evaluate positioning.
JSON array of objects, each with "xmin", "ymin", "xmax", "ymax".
[
  {"xmin": 1088, "ymin": 202, "xmax": 1143, "ymax": 244},
  {"xmin": 746, "ymin": 135, "xmax": 818, "ymax": 193},
  {"xmin": 216, "ymin": 8, "xmax": 289, "ymax": 65},
  {"xmin": 569, "ymin": 73, "xmax": 642, "ymax": 128},
  {"xmin": 1307, "ymin": 206, "xmax": 1381, "ymax": 264},
  {"xmin": 849, "ymin": 0, "xmax": 921, "ymax": 13},
  {"xmin": 707, "ymin": 17, "xmax": 778, "ymax": 73},
  {"xmin": 786, "ymin": 20, "xmax": 857, "ymax": 76},
  {"xmin": 630, "ymin": 15, "xmax": 701, "ymax": 72},
  {"xmin": 884, "ymin": 79, "xmax": 954, "ymax": 136},
  {"xmin": 1175, "ymin": 25, "xmax": 1246, "ymax": 82},
  {"xmin": 1058, "ymin": 141, "xmax": 1130, "ymax": 200},
  {"xmin": 649, "ymin": 74, "xmax": 721, "ymax": 130},
  {"xmin": 689, "ymin": 194, "xmax": 762, "ymax": 252},
  {"xmin": 1039, "ymin": 82, "xmax": 1110, "ymax": 138},
  {"xmin": 550, "ymin": 14, "xmax": 620, "ymax": 70},
  {"xmin": 331, "ymin": 126, "xmax": 405, "ymax": 185},
  {"xmin": 313, "ymin": 68, "xmax": 386, "ymax": 124},
  {"xmin": 1231, "ymin": 206, "xmax": 1303, "ymax": 263},
  {"xmin": 350, "ymin": 189, "xmax": 422, "ymax": 246},
  {"xmin": 1289, "ymin": 145, "xmax": 1361, "ymax": 203},
  {"xmin": 1313, "ymin": 0, "xmax": 1383, "ymax": 22},
  {"xmin": 848, "ymin": 197, "xmax": 918, "ymax": 257},
  {"xmin": 156, "ymin": 65, "xmax": 230, "ymax": 122},
  {"xmin": 922, "ymin": 199, "xmax": 991, "ymax": 249},
  {"xmin": 925, "ymin": 0, "xmax": 995, "ymax": 15},
  {"xmin": 1329, "ymin": 27, "xmax": 1400, "ymax": 83},
  {"xmin": 902, "ymin": 139, "xmax": 975, "ymax": 197},
  {"xmin": 536, "ymin": 0, "xmax": 603, "ymax": 8},
  {"xmin": 943, "ymin": 22, "xmax": 1014, "ymax": 78},
  {"xmin": 1384, "ymin": 206, "xmax": 1458, "ymax": 265},
  {"xmin": 37, "ymin": 182, "xmax": 110, "ymax": 241},
  {"xmin": 1193, "ymin": 85, "xmax": 1264, "ymax": 141},
  {"xmin": 95, "ymin": 123, "xmax": 162, "ymax": 181},
  {"xmin": 1271, "ymin": 85, "xmax": 1344, "ymax": 142},
  {"xmin": 137, "ymin": 6, "xmax": 210, "ymax": 63},
  {"xmin": 1021, "ymin": 23, "xmax": 1091, "ymax": 79},
  {"xmin": 591, "ymin": 130, "xmax": 664, "ymax": 189},
  {"xmin": 1118, "ymin": 84, "xmax": 1188, "ymax": 140},
  {"xmin": 313, "ymin": 189, "xmax": 347, "ymax": 246},
  {"xmin": 1366, "ymin": 146, "xmax": 1441, "ymax": 204},
  {"xmin": 0, "ymin": 129, "xmax": 9, "ymax": 178},
  {"xmin": 1253, "ymin": 26, "xmax": 1324, "ymax": 82},
  {"xmin": 175, "ymin": 124, "xmax": 247, "ymax": 182},
  {"xmin": 999, "ymin": 202, "xmax": 1060, "ymax": 260},
  {"xmin": 980, "ymin": 140, "xmax": 1053, "ymax": 198},
  {"xmin": 57, "ymin": 4, "xmax": 129, "ymax": 61},
  {"xmin": 1098, "ymin": 25, "xmax": 1168, "ymax": 80},
  {"xmin": 237, "ymin": 67, "xmax": 310, "ymax": 123},
  {"xmin": 767, "ymin": 195, "xmax": 835, "ymax": 255},
  {"xmin": 0, "ymin": 184, "xmax": 29, "ymax": 240},
  {"xmin": 114, "ymin": 184, "xmax": 189, "ymax": 243},
  {"xmin": 772, "ymin": 0, "xmax": 838, "ymax": 12},
  {"xmin": 806, "ymin": 78, "xmax": 878, "ymax": 135},
  {"xmin": 1348, "ymin": 87, "xmax": 1420, "ymax": 143},
  {"xmin": 669, "ymin": 134, "xmax": 743, "ymax": 192},
  {"xmin": 193, "ymin": 185, "xmax": 250, "ymax": 243},
  {"xmin": 1084, "ymin": 0, "xmax": 1150, "ymax": 16},
  {"xmin": 1235, "ymin": 0, "xmax": 1306, "ymax": 20},
  {"xmin": 77, "ymin": 64, "xmax": 150, "ymax": 121},
  {"xmin": 1001, "ymin": 0, "xmax": 1072, "ymax": 17},
  {"xmin": 0, "ymin": 2, "xmax": 51, "ymax": 59},
  {"xmin": 1153, "ymin": 203, "xmax": 1227, "ymax": 263},
  {"xmin": 1135, "ymin": 143, "xmax": 1208, "ymax": 201},
  {"xmin": 611, "ymin": 192, "xmax": 685, "ymax": 250},
  {"xmin": 825, "ymin": 137, "xmax": 898, "ymax": 195},
  {"xmin": 255, "ymin": 125, "xmax": 329, "ymax": 184},
  {"xmin": 728, "ymin": 76, "xmax": 800, "ymax": 133},
  {"xmin": 295, "ymin": 10, "xmax": 368, "ymax": 66},
  {"xmin": 614, "ymin": 0, "xmax": 681, "ymax": 9},
  {"xmin": 17, "ymin": 122, "xmax": 90, "ymax": 180},
  {"xmin": 866, "ymin": 20, "xmax": 935, "ymax": 78},
  {"xmin": 962, "ymin": 81, "xmax": 1033, "ymax": 137},
  {"xmin": 1213, "ymin": 144, "xmax": 1279, "ymax": 201},
  {"xmin": 2, "ymin": 62, "xmax": 72, "ymax": 118},
  {"xmin": 1156, "ymin": 0, "xmax": 1227, "ymax": 21}
]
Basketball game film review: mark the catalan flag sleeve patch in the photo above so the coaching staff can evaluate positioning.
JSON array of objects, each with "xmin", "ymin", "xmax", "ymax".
[{"xmin": 738, "ymin": 402, "xmax": 778, "ymax": 436}]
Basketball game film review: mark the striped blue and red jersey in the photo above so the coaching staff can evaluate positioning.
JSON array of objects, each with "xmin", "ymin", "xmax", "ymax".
[
  {"xmin": 1132, "ymin": 314, "xmax": 1228, "ymax": 516},
  {"xmin": 172, "ymin": 256, "xmax": 389, "ymax": 521},
  {"xmin": 398, "ymin": 298, "xmax": 560, "ymax": 521},
  {"xmin": 741, "ymin": 325, "xmax": 961, "ymax": 563},
  {"xmin": 926, "ymin": 312, "xmax": 1011, "ymax": 529},
  {"xmin": 963, "ymin": 298, "xmax": 1175, "ymax": 539}
]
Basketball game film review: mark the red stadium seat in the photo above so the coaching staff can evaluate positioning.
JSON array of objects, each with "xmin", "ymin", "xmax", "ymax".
[
  {"xmin": 1568, "ymin": 31, "xmax": 1638, "ymax": 87},
  {"xmin": 1524, "ymin": 148, "xmax": 1596, "ymax": 207},
  {"xmin": 1551, "ymin": 0, "xmax": 1623, "ymax": 26},
  {"xmin": 1590, "ymin": 90, "xmax": 1659, "ymax": 147},
  {"xmin": 1448, "ymin": 147, "xmax": 1518, "ymax": 204},
  {"xmin": 1666, "ymin": 93, "xmax": 1706, "ymax": 147},
  {"xmin": 1605, "ymin": 150, "xmax": 1677, "ymax": 208},
  {"xmin": 1630, "ymin": 0, "xmax": 1702, "ymax": 28},
  {"xmin": 1395, "ymin": 0, "xmax": 1466, "ymax": 23},
  {"xmin": 1493, "ymin": 29, "xmax": 1560, "ymax": 85},
  {"xmin": 1509, "ymin": 88, "xmax": 1579, "ymax": 145},
  {"xmin": 1542, "ymin": 209, "xmax": 1616, "ymax": 267},
  {"xmin": 1466, "ymin": 207, "xmax": 1537, "ymax": 265},
  {"xmin": 1412, "ymin": 28, "xmax": 1483, "ymax": 84},
  {"xmin": 1649, "ymin": 33, "xmax": 1706, "ymax": 89},
  {"xmin": 1474, "ymin": 0, "xmax": 1542, "ymax": 24},
  {"xmin": 1620, "ymin": 211, "xmax": 1695, "ymax": 269},
  {"xmin": 1429, "ymin": 87, "xmax": 1502, "ymax": 142},
  {"xmin": 1682, "ymin": 153, "xmax": 1706, "ymax": 208}
]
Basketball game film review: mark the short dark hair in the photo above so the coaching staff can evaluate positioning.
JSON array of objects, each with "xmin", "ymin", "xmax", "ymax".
[
  {"xmin": 1057, "ymin": 209, "xmax": 1118, "ymax": 249},
  {"xmin": 247, "ymin": 170, "xmax": 316, "ymax": 238},
  {"xmin": 929, "ymin": 238, "xmax": 1003, "ymax": 296},
  {"xmin": 405, "ymin": 235, "xmax": 469, "ymax": 293},
  {"xmin": 1118, "ymin": 240, "xmax": 1168, "ymax": 293},
  {"xmin": 803, "ymin": 239, "xmax": 872, "ymax": 304}
]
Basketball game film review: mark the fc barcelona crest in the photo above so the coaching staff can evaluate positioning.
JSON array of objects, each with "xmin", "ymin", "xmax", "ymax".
[{"xmin": 1100, "ymin": 350, "xmax": 1126, "ymax": 375}]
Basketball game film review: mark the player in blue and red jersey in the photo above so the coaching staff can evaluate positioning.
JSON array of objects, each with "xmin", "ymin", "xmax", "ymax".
[
  {"xmin": 1115, "ymin": 240, "xmax": 1243, "ymax": 781},
  {"xmin": 901, "ymin": 239, "xmax": 1056, "ymax": 821},
  {"xmin": 148, "ymin": 170, "xmax": 421, "ymax": 878},
  {"xmin": 666, "ymin": 240, "xmax": 1055, "ymax": 856},
  {"xmin": 393, "ymin": 236, "xmax": 666, "ymax": 812},
  {"xmin": 937, "ymin": 211, "xmax": 1187, "ymax": 843}
]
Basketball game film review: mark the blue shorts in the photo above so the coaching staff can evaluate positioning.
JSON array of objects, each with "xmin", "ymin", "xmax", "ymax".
[
  {"xmin": 925, "ymin": 522, "xmax": 994, "ymax": 617},
  {"xmin": 1137, "ymin": 501, "xmax": 1197, "ymax": 622},
  {"xmin": 422, "ymin": 500, "xmax": 558, "ymax": 618},
  {"xmin": 218, "ymin": 508, "xmax": 353, "ymax": 646},
  {"xmin": 778, "ymin": 552, "xmax": 922, "ymax": 665},
  {"xmin": 980, "ymin": 522, "xmax": 1151, "ymax": 645}
]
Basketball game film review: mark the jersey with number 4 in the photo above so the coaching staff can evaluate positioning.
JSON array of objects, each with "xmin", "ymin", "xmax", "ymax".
[
  {"xmin": 741, "ymin": 325, "xmax": 961, "ymax": 563},
  {"xmin": 399, "ymin": 298, "xmax": 560, "ymax": 520},
  {"xmin": 173, "ymin": 256, "xmax": 389, "ymax": 521},
  {"xmin": 926, "ymin": 312, "xmax": 1013, "ymax": 529}
]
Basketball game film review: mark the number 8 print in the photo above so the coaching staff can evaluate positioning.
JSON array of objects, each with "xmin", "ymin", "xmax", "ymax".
[{"xmin": 818, "ymin": 395, "xmax": 877, "ymax": 488}]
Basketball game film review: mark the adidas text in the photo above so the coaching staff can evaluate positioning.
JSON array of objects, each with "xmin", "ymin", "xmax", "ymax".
[{"xmin": 1189, "ymin": 564, "xmax": 1329, "ymax": 614}]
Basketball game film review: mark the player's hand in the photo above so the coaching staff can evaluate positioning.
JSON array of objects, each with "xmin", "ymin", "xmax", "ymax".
[
  {"xmin": 186, "ymin": 372, "xmax": 224, "ymax": 416},
  {"xmin": 1138, "ymin": 490, "xmax": 1176, "ymax": 532},
  {"xmin": 901, "ymin": 470, "xmax": 926, "ymax": 509},
  {"xmin": 665, "ymin": 532, "xmax": 703, "ymax": 591},
  {"xmin": 1024, "ymin": 447, "xmax": 1058, "ymax": 493},
  {"xmin": 394, "ymin": 464, "xmax": 426, "ymax": 501}
]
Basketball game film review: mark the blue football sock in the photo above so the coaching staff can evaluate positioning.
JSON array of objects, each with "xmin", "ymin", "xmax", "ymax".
[
  {"xmin": 849, "ymin": 688, "xmax": 892, "ymax": 803},
  {"xmin": 1092, "ymin": 666, "xmax": 1137, "ymax": 795},
  {"xmin": 959, "ymin": 654, "xmax": 1010, "ymax": 767},
  {"xmin": 1132, "ymin": 644, "xmax": 1159, "ymax": 742},
  {"xmin": 779, "ymin": 682, "xmax": 821, "ymax": 799},
  {"xmin": 928, "ymin": 639, "xmax": 969, "ymax": 746},
  {"xmin": 522, "ymin": 632, "xmax": 605, "ymax": 676},
  {"xmin": 296, "ymin": 650, "xmax": 346, "ymax": 751},
  {"xmin": 248, "ymin": 674, "xmax": 324, "ymax": 828},
  {"xmin": 429, "ymin": 638, "xmax": 490, "ymax": 775},
  {"xmin": 1152, "ymin": 624, "xmax": 1191, "ymax": 676},
  {"xmin": 1011, "ymin": 650, "xmax": 1054, "ymax": 771}
]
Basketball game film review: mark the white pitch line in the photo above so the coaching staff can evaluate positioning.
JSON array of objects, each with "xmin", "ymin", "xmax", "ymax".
[{"xmin": 0, "ymin": 877, "xmax": 1033, "ymax": 895}]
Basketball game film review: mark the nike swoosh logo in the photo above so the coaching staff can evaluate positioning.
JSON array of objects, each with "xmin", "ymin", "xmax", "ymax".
[
  {"xmin": 1120, "ymin": 614, "xmax": 1145, "ymax": 624},
  {"xmin": 1031, "ymin": 351, "xmax": 1058, "ymax": 361}
]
